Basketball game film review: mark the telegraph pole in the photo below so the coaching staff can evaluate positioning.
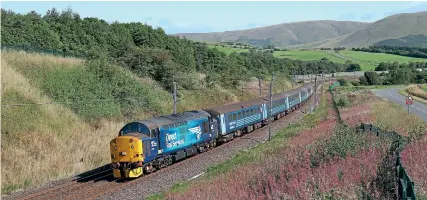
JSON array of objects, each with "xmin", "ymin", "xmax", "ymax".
[
  {"xmin": 268, "ymin": 73, "xmax": 274, "ymax": 142},
  {"xmin": 291, "ymin": 70, "xmax": 294, "ymax": 89},
  {"xmin": 173, "ymin": 76, "xmax": 177, "ymax": 114},
  {"xmin": 314, "ymin": 75, "xmax": 318, "ymax": 107},
  {"xmin": 258, "ymin": 77, "xmax": 262, "ymax": 97},
  {"xmin": 322, "ymin": 71, "xmax": 324, "ymax": 83}
]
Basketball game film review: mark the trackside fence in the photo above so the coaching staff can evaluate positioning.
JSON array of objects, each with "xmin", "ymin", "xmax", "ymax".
[
  {"xmin": 329, "ymin": 80, "xmax": 417, "ymax": 200},
  {"xmin": 328, "ymin": 81, "xmax": 343, "ymax": 123},
  {"xmin": 358, "ymin": 123, "xmax": 417, "ymax": 200}
]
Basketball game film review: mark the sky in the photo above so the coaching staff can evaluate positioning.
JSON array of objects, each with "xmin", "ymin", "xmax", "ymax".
[{"xmin": 2, "ymin": 1, "xmax": 427, "ymax": 34}]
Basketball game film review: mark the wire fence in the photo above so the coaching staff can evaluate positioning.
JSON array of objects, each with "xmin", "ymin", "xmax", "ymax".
[
  {"xmin": 329, "ymin": 81, "xmax": 417, "ymax": 200},
  {"xmin": 358, "ymin": 123, "xmax": 417, "ymax": 200}
]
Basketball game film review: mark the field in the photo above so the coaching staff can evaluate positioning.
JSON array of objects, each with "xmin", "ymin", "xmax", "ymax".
[
  {"xmin": 273, "ymin": 50, "xmax": 345, "ymax": 63},
  {"xmin": 339, "ymin": 50, "xmax": 427, "ymax": 64},
  {"xmin": 207, "ymin": 44, "xmax": 427, "ymax": 71}
]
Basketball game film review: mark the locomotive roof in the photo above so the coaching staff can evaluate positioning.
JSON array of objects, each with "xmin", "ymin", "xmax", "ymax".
[{"xmin": 135, "ymin": 110, "xmax": 211, "ymax": 129}]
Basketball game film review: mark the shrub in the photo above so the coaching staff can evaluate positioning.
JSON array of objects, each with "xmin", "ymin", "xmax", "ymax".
[
  {"xmin": 337, "ymin": 97, "xmax": 349, "ymax": 107},
  {"xmin": 351, "ymin": 81, "xmax": 361, "ymax": 86},
  {"xmin": 337, "ymin": 78, "xmax": 348, "ymax": 86}
]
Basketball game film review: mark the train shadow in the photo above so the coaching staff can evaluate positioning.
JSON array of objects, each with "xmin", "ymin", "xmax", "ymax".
[{"xmin": 74, "ymin": 164, "xmax": 116, "ymax": 183}]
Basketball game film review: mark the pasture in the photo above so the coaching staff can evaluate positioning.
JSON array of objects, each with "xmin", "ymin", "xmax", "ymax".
[
  {"xmin": 338, "ymin": 50, "xmax": 427, "ymax": 64},
  {"xmin": 206, "ymin": 44, "xmax": 427, "ymax": 72}
]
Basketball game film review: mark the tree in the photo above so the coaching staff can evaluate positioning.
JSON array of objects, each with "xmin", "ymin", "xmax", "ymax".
[
  {"xmin": 346, "ymin": 63, "xmax": 361, "ymax": 72},
  {"xmin": 364, "ymin": 71, "xmax": 382, "ymax": 85}
]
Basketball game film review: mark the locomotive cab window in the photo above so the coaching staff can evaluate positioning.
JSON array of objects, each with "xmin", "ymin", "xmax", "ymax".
[{"xmin": 202, "ymin": 121, "xmax": 209, "ymax": 133}]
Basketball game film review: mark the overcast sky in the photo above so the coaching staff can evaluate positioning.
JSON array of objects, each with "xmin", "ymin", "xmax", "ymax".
[{"xmin": 2, "ymin": 1, "xmax": 427, "ymax": 34}]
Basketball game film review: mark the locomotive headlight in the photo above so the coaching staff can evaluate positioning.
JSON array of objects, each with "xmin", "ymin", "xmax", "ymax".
[
  {"xmin": 131, "ymin": 145, "xmax": 134, "ymax": 149},
  {"xmin": 111, "ymin": 154, "xmax": 115, "ymax": 159},
  {"xmin": 114, "ymin": 146, "xmax": 117, "ymax": 150}
]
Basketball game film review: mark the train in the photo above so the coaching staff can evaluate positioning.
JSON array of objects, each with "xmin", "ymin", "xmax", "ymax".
[{"xmin": 109, "ymin": 83, "xmax": 315, "ymax": 178}]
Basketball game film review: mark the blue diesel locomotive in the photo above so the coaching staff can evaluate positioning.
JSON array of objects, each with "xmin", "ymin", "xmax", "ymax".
[{"xmin": 110, "ymin": 84, "xmax": 314, "ymax": 178}]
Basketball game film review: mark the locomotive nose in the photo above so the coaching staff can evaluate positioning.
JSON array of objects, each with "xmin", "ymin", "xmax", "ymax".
[{"xmin": 110, "ymin": 135, "xmax": 144, "ymax": 178}]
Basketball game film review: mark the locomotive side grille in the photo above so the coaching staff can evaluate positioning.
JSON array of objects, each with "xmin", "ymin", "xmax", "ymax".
[{"xmin": 143, "ymin": 140, "xmax": 151, "ymax": 156}]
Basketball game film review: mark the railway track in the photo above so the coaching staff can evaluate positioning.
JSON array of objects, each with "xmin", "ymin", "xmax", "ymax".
[
  {"xmin": 11, "ymin": 84, "xmax": 325, "ymax": 200},
  {"xmin": 17, "ymin": 168, "xmax": 113, "ymax": 200}
]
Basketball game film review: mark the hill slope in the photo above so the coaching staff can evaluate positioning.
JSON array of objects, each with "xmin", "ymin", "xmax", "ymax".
[
  {"xmin": 177, "ymin": 21, "xmax": 369, "ymax": 47},
  {"xmin": 374, "ymin": 34, "xmax": 427, "ymax": 48},
  {"xmin": 330, "ymin": 11, "xmax": 427, "ymax": 48},
  {"xmin": 290, "ymin": 11, "xmax": 427, "ymax": 48},
  {"xmin": 179, "ymin": 11, "xmax": 427, "ymax": 48}
]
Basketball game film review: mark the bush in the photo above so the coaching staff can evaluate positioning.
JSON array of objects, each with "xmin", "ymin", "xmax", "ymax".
[
  {"xmin": 351, "ymin": 81, "xmax": 361, "ymax": 86},
  {"xmin": 338, "ymin": 78, "xmax": 348, "ymax": 86},
  {"xmin": 337, "ymin": 97, "xmax": 349, "ymax": 107}
]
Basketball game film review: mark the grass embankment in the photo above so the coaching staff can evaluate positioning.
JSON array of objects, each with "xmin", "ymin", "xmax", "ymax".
[
  {"xmin": 399, "ymin": 84, "xmax": 427, "ymax": 105},
  {"xmin": 1, "ymin": 50, "xmax": 294, "ymax": 194},
  {"xmin": 334, "ymin": 86, "xmax": 427, "ymax": 198},
  {"xmin": 1, "ymin": 52, "xmax": 123, "ymax": 194}
]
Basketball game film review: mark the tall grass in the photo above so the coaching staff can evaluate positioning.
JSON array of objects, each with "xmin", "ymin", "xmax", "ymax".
[
  {"xmin": 2, "ymin": 51, "xmax": 171, "ymax": 122},
  {"xmin": 405, "ymin": 84, "xmax": 427, "ymax": 101},
  {"xmin": 1, "ymin": 59, "xmax": 123, "ymax": 194},
  {"xmin": 372, "ymin": 100, "xmax": 427, "ymax": 141}
]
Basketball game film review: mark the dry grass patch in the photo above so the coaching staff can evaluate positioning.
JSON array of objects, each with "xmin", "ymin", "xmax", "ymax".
[
  {"xmin": 372, "ymin": 98, "xmax": 427, "ymax": 140},
  {"xmin": 1, "ymin": 54, "xmax": 122, "ymax": 194}
]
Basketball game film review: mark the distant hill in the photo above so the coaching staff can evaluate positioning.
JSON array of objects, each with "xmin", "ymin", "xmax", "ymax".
[
  {"xmin": 289, "ymin": 11, "xmax": 427, "ymax": 48},
  {"xmin": 177, "ymin": 21, "xmax": 369, "ymax": 47},
  {"xmin": 178, "ymin": 11, "xmax": 427, "ymax": 48},
  {"xmin": 374, "ymin": 34, "xmax": 427, "ymax": 48}
]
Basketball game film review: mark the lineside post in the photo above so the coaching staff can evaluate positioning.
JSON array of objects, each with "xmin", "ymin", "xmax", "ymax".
[
  {"xmin": 291, "ymin": 71, "xmax": 294, "ymax": 89},
  {"xmin": 268, "ymin": 73, "xmax": 274, "ymax": 142},
  {"xmin": 314, "ymin": 76, "xmax": 318, "ymax": 106},
  {"xmin": 259, "ymin": 77, "xmax": 262, "ymax": 97},
  {"xmin": 173, "ymin": 76, "xmax": 177, "ymax": 114}
]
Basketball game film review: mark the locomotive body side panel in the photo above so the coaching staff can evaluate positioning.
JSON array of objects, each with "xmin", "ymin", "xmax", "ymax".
[{"xmin": 159, "ymin": 118, "xmax": 210, "ymax": 154}]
